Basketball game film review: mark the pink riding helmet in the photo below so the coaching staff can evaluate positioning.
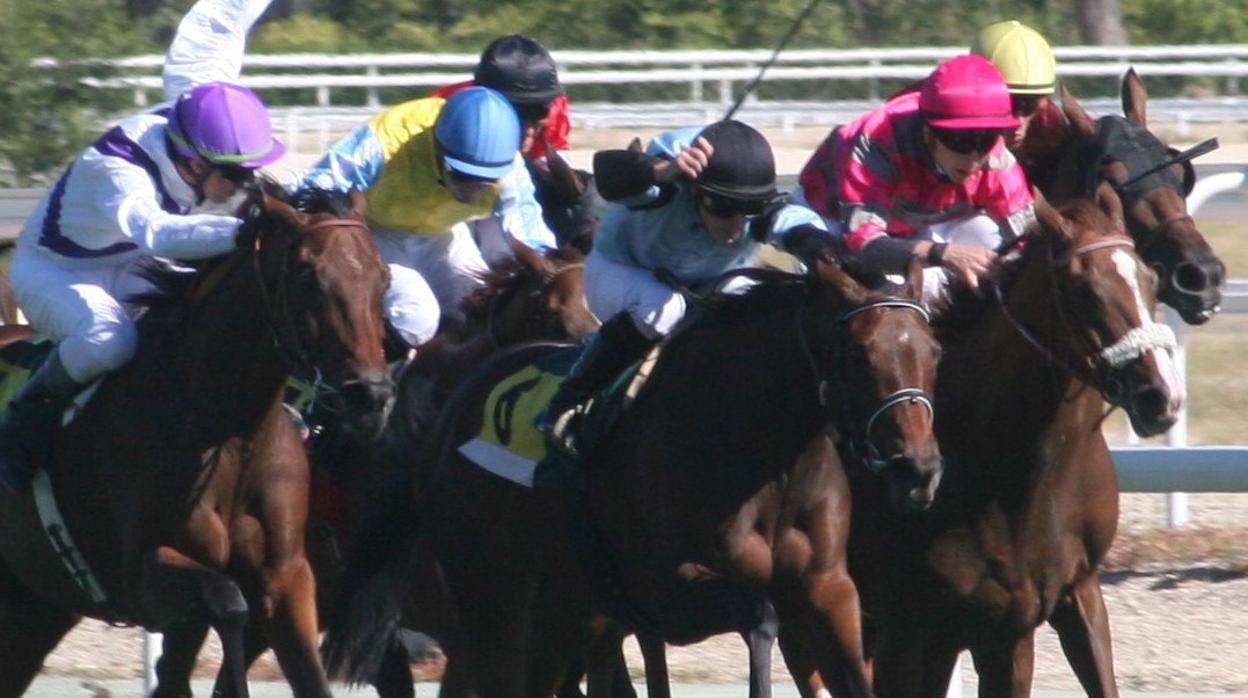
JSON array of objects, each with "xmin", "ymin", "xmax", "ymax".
[
  {"xmin": 167, "ymin": 82, "xmax": 285, "ymax": 169},
  {"xmin": 919, "ymin": 55, "xmax": 1020, "ymax": 131}
]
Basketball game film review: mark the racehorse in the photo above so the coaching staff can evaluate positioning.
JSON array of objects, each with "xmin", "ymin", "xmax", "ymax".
[
  {"xmin": 150, "ymin": 239, "xmax": 597, "ymax": 698},
  {"xmin": 1021, "ymin": 69, "xmax": 1224, "ymax": 325},
  {"xmin": 846, "ymin": 186, "xmax": 1182, "ymax": 698},
  {"xmin": 323, "ymin": 255, "xmax": 943, "ymax": 698},
  {"xmin": 0, "ymin": 181, "xmax": 393, "ymax": 698}
]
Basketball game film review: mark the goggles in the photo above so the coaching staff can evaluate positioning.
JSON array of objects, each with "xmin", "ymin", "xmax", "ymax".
[
  {"xmin": 932, "ymin": 128, "xmax": 1004, "ymax": 156},
  {"xmin": 216, "ymin": 164, "xmax": 255, "ymax": 185},
  {"xmin": 514, "ymin": 101, "xmax": 553, "ymax": 124},
  {"xmin": 1011, "ymin": 94, "xmax": 1044, "ymax": 118},
  {"xmin": 698, "ymin": 192, "xmax": 772, "ymax": 219}
]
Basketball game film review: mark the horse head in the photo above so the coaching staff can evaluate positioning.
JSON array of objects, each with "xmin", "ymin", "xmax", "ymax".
[
  {"xmin": 811, "ymin": 257, "xmax": 943, "ymax": 512},
  {"xmin": 246, "ymin": 184, "xmax": 394, "ymax": 439},
  {"xmin": 460, "ymin": 236, "xmax": 600, "ymax": 346},
  {"xmin": 528, "ymin": 147, "xmax": 606, "ymax": 253},
  {"xmin": 1059, "ymin": 72, "xmax": 1224, "ymax": 324},
  {"xmin": 1029, "ymin": 185, "xmax": 1185, "ymax": 436}
]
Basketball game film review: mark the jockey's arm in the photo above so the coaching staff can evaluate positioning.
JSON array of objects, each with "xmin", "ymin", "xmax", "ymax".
[
  {"xmin": 492, "ymin": 153, "xmax": 556, "ymax": 252},
  {"xmin": 118, "ymin": 188, "xmax": 241, "ymax": 261},
  {"xmin": 163, "ymin": 0, "xmax": 274, "ymax": 100},
  {"xmin": 297, "ymin": 124, "xmax": 384, "ymax": 194},
  {"xmin": 592, "ymin": 149, "xmax": 671, "ymax": 202}
]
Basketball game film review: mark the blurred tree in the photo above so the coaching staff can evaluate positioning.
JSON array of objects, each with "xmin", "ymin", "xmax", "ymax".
[{"xmin": 1076, "ymin": 0, "xmax": 1126, "ymax": 44}]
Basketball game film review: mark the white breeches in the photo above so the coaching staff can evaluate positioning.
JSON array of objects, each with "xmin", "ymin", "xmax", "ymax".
[
  {"xmin": 10, "ymin": 250, "xmax": 158, "ymax": 384},
  {"xmin": 915, "ymin": 213, "xmax": 1002, "ymax": 305},
  {"xmin": 372, "ymin": 224, "xmax": 489, "ymax": 347}
]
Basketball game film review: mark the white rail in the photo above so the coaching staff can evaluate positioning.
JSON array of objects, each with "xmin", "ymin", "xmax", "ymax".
[{"xmin": 43, "ymin": 44, "xmax": 1248, "ymax": 109}]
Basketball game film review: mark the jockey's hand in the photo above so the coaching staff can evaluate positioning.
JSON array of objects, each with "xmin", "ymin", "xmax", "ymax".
[
  {"xmin": 941, "ymin": 243, "xmax": 997, "ymax": 290},
  {"xmin": 654, "ymin": 137, "xmax": 713, "ymax": 183}
]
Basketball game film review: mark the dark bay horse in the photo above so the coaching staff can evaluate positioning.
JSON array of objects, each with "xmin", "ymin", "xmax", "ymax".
[
  {"xmin": 324, "ymin": 257, "xmax": 943, "ymax": 697},
  {"xmin": 151, "ymin": 238, "xmax": 597, "ymax": 698},
  {"xmin": 847, "ymin": 187, "xmax": 1183, "ymax": 698},
  {"xmin": 0, "ymin": 183, "xmax": 392, "ymax": 698},
  {"xmin": 1021, "ymin": 69, "xmax": 1225, "ymax": 324},
  {"xmin": 527, "ymin": 147, "xmax": 606, "ymax": 254}
]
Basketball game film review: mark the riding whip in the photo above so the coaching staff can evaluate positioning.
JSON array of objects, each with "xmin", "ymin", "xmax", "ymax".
[{"xmin": 723, "ymin": 0, "xmax": 823, "ymax": 121}]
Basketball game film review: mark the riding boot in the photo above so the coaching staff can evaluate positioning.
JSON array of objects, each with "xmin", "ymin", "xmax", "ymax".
[
  {"xmin": 0, "ymin": 350, "xmax": 86, "ymax": 493},
  {"xmin": 535, "ymin": 313, "xmax": 654, "ymax": 456}
]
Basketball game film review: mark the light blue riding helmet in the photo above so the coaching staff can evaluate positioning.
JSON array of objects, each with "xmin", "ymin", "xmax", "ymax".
[{"xmin": 434, "ymin": 86, "xmax": 521, "ymax": 180}]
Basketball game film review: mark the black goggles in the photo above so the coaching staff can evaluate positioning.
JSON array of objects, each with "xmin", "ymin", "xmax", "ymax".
[
  {"xmin": 216, "ymin": 164, "xmax": 255, "ymax": 185},
  {"xmin": 1011, "ymin": 94, "xmax": 1044, "ymax": 118},
  {"xmin": 932, "ymin": 128, "xmax": 1004, "ymax": 156},
  {"xmin": 698, "ymin": 192, "xmax": 772, "ymax": 219},
  {"xmin": 445, "ymin": 167, "xmax": 496, "ymax": 185}
]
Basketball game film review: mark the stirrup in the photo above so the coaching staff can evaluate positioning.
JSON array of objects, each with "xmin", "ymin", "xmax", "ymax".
[{"xmin": 543, "ymin": 405, "xmax": 584, "ymax": 457}]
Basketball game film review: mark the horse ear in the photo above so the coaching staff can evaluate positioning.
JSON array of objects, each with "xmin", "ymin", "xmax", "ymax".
[
  {"xmin": 546, "ymin": 142, "xmax": 586, "ymax": 197},
  {"xmin": 1060, "ymin": 83, "xmax": 1097, "ymax": 139},
  {"xmin": 348, "ymin": 188, "xmax": 369, "ymax": 222},
  {"xmin": 506, "ymin": 234, "xmax": 553, "ymax": 276},
  {"xmin": 626, "ymin": 137, "xmax": 644, "ymax": 153},
  {"xmin": 262, "ymin": 190, "xmax": 305, "ymax": 225},
  {"xmin": 903, "ymin": 257, "xmax": 924, "ymax": 302},
  {"xmin": 1033, "ymin": 189, "xmax": 1074, "ymax": 244},
  {"xmin": 814, "ymin": 257, "xmax": 869, "ymax": 306},
  {"xmin": 1093, "ymin": 180, "xmax": 1127, "ymax": 232},
  {"xmin": 1122, "ymin": 68, "xmax": 1148, "ymax": 127}
]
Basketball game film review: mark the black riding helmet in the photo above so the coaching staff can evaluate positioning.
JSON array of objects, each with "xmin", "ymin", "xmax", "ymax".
[
  {"xmin": 694, "ymin": 119, "xmax": 778, "ymax": 203},
  {"xmin": 474, "ymin": 35, "xmax": 564, "ymax": 106}
]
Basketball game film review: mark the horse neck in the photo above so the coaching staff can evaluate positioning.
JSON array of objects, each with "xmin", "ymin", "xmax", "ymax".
[
  {"xmin": 938, "ymin": 252, "xmax": 1081, "ymax": 481},
  {"xmin": 147, "ymin": 257, "xmax": 288, "ymax": 433}
]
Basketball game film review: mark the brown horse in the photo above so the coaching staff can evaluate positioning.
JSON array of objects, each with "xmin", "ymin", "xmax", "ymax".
[
  {"xmin": 845, "ymin": 187, "xmax": 1182, "ymax": 698},
  {"xmin": 0, "ymin": 182, "xmax": 392, "ymax": 698},
  {"xmin": 150, "ymin": 239, "xmax": 597, "ymax": 698},
  {"xmin": 1021, "ymin": 69, "xmax": 1225, "ymax": 325},
  {"xmin": 324, "ymin": 257, "xmax": 943, "ymax": 698}
]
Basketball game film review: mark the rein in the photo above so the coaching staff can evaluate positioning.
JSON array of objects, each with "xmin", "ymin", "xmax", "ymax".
[{"xmin": 994, "ymin": 236, "xmax": 1176, "ymax": 395}]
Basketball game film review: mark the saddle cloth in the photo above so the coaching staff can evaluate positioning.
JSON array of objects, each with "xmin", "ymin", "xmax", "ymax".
[{"xmin": 457, "ymin": 343, "xmax": 660, "ymax": 489}]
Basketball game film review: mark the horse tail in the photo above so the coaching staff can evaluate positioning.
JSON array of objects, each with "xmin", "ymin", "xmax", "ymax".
[{"xmin": 320, "ymin": 458, "xmax": 425, "ymax": 685}]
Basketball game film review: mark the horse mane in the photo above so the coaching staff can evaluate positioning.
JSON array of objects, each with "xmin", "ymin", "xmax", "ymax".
[{"xmin": 934, "ymin": 199, "xmax": 1111, "ymax": 341}]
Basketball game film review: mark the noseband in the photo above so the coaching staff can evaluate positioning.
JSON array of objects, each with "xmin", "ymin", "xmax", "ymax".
[{"xmin": 799, "ymin": 296, "xmax": 936, "ymax": 474}]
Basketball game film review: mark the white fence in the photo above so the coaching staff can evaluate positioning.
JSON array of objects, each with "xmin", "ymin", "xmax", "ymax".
[{"xmin": 53, "ymin": 44, "xmax": 1248, "ymax": 110}]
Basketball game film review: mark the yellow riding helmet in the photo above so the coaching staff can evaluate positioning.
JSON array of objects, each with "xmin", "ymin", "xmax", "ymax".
[{"xmin": 971, "ymin": 20, "xmax": 1056, "ymax": 95}]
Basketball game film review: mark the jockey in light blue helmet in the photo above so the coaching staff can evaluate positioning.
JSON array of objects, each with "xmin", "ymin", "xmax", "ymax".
[{"xmin": 435, "ymin": 86, "xmax": 522, "ymax": 182}]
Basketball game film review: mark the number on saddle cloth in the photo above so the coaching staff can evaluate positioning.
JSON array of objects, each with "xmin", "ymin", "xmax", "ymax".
[{"xmin": 457, "ymin": 344, "xmax": 657, "ymax": 489}]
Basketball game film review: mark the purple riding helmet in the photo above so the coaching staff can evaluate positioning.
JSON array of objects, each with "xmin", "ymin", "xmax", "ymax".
[{"xmin": 166, "ymin": 81, "xmax": 285, "ymax": 169}]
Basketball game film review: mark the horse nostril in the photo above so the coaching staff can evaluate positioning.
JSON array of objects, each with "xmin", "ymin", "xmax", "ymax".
[
  {"xmin": 1132, "ymin": 384, "xmax": 1168, "ymax": 418},
  {"xmin": 1172, "ymin": 261, "xmax": 1212, "ymax": 293},
  {"xmin": 342, "ymin": 380, "xmax": 394, "ymax": 413}
]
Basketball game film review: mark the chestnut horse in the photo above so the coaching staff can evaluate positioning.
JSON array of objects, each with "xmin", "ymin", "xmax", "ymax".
[
  {"xmin": 845, "ymin": 188, "xmax": 1182, "ymax": 698},
  {"xmin": 324, "ymin": 257, "xmax": 943, "ymax": 697},
  {"xmin": 150, "ymin": 240, "xmax": 597, "ymax": 698},
  {"xmin": 1022, "ymin": 69, "xmax": 1224, "ymax": 325},
  {"xmin": 0, "ymin": 182, "xmax": 392, "ymax": 698}
]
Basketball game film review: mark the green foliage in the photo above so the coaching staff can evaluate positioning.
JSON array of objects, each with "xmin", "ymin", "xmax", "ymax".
[{"xmin": 1122, "ymin": 0, "xmax": 1248, "ymax": 43}]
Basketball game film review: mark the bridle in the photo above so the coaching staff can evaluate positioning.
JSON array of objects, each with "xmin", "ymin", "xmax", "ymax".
[
  {"xmin": 994, "ymin": 235, "xmax": 1176, "ymax": 401},
  {"xmin": 798, "ymin": 296, "xmax": 936, "ymax": 474}
]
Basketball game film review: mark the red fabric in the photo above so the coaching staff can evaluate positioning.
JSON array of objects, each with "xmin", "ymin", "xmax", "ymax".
[
  {"xmin": 798, "ymin": 90, "xmax": 1035, "ymax": 253},
  {"xmin": 309, "ymin": 467, "xmax": 345, "ymax": 540},
  {"xmin": 430, "ymin": 79, "xmax": 572, "ymax": 159}
]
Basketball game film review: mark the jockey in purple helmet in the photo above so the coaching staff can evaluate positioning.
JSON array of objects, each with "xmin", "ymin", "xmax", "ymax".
[{"xmin": 0, "ymin": 80, "xmax": 284, "ymax": 493}]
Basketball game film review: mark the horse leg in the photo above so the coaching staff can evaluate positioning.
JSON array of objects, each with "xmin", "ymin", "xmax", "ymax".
[
  {"xmin": 140, "ymin": 547, "xmax": 251, "ymax": 698},
  {"xmin": 151, "ymin": 623, "xmax": 211, "ymax": 698},
  {"xmin": 635, "ymin": 633, "xmax": 669, "ymax": 698},
  {"xmin": 254, "ymin": 554, "xmax": 333, "ymax": 698},
  {"xmin": 0, "ymin": 585, "xmax": 79, "ymax": 698},
  {"xmin": 969, "ymin": 632, "xmax": 1035, "ymax": 698},
  {"xmin": 1048, "ymin": 575, "xmax": 1119, "ymax": 698},
  {"xmin": 776, "ymin": 616, "xmax": 825, "ymax": 698},
  {"xmin": 771, "ymin": 569, "xmax": 871, "ymax": 698},
  {"xmin": 740, "ymin": 600, "xmax": 778, "ymax": 698},
  {"xmin": 872, "ymin": 629, "xmax": 959, "ymax": 698}
]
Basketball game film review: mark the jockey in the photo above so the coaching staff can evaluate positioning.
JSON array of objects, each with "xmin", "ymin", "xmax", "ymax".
[
  {"xmin": 536, "ymin": 119, "xmax": 836, "ymax": 456},
  {"xmin": 0, "ymin": 81, "xmax": 285, "ymax": 492},
  {"xmin": 299, "ymin": 86, "xmax": 541, "ymax": 351},
  {"xmin": 429, "ymin": 34, "xmax": 565, "ymax": 266},
  {"xmin": 794, "ymin": 54, "xmax": 1035, "ymax": 302},
  {"xmin": 971, "ymin": 20, "xmax": 1064, "ymax": 159}
]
